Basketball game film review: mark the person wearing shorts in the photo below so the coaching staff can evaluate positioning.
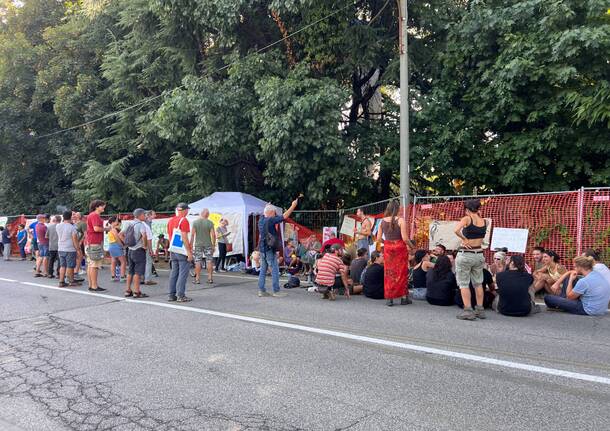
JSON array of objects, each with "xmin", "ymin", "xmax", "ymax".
[
  {"xmin": 56, "ymin": 211, "xmax": 81, "ymax": 287},
  {"xmin": 125, "ymin": 208, "xmax": 149, "ymax": 298},
  {"xmin": 35, "ymin": 215, "xmax": 49, "ymax": 277},
  {"xmin": 85, "ymin": 200, "xmax": 108, "ymax": 292},
  {"xmin": 191, "ymin": 209, "xmax": 216, "ymax": 285},
  {"xmin": 454, "ymin": 199, "xmax": 489, "ymax": 321}
]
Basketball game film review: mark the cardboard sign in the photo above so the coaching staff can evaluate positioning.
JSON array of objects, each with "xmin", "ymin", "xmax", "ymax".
[
  {"xmin": 491, "ymin": 228, "xmax": 529, "ymax": 253},
  {"xmin": 339, "ymin": 217, "xmax": 357, "ymax": 237},
  {"xmin": 428, "ymin": 219, "xmax": 492, "ymax": 250}
]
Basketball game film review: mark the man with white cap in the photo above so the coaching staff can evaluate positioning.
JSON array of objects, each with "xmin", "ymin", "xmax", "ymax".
[
  {"xmin": 167, "ymin": 203, "xmax": 193, "ymax": 302},
  {"xmin": 257, "ymin": 198, "xmax": 299, "ymax": 297}
]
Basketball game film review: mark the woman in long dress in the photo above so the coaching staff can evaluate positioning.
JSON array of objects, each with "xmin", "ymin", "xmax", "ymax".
[{"xmin": 376, "ymin": 200, "xmax": 412, "ymax": 306}]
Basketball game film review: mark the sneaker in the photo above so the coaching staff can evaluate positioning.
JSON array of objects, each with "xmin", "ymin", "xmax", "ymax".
[
  {"xmin": 272, "ymin": 292, "xmax": 287, "ymax": 298},
  {"xmin": 258, "ymin": 291, "xmax": 271, "ymax": 297},
  {"xmin": 457, "ymin": 308, "xmax": 477, "ymax": 320},
  {"xmin": 168, "ymin": 296, "xmax": 177, "ymax": 302},
  {"xmin": 177, "ymin": 296, "xmax": 192, "ymax": 303},
  {"xmin": 474, "ymin": 306, "xmax": 486, "ymax": 320},
  {"xmin": 532, "ymin": 304, "xmax": 542, "ymax": 314}
]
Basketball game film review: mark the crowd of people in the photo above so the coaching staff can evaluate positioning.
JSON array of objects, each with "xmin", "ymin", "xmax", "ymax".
[{"xmin": 1, "ymin": 197, "xmax": 609, "ymax": 319}]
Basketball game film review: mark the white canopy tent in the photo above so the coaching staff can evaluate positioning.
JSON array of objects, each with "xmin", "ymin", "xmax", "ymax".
[{"xmin": 187, "ymin": 192, "xmax": 281, "ymax": 261}]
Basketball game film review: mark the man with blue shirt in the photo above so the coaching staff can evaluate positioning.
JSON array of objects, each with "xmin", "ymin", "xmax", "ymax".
[
  {"xmin": 545, "ymin": 256, "xmax": 610, "ymax": 316},
  {"xmin": 257, "ymin": 198, "xmax": 299, "ymax": 297}
]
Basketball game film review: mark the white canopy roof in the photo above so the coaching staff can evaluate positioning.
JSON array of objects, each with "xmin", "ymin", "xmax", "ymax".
[{"xmin": 187, "ymin": 192, "xmax": 281, "ymax": 216}]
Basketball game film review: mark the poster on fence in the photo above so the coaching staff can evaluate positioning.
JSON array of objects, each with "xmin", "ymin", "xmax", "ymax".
[
  {"xmin": 428, "ymin": 219, "xmax": 492, "ymax": 250},
  {"xmin": 0, "ymin": 217, "xmax": 7, "ymax": 228},
  {"xmin": 339, "ymin": 217, "xmax": 358, "ymax": 237},
  {"xmin": 490, "ymin": 228, "xmax": 529, "ymax": 253},
  {"xmin": 323, "ymin": 227, "xmax": 337, "ymax": 242}
]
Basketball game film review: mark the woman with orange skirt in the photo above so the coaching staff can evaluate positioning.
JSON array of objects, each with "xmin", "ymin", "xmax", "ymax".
[{"xmin": 377, "ymin": 200, "xmax": 412, "ymax": 306}]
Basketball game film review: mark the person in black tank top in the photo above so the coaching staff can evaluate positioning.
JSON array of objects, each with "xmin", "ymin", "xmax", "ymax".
[
  {"xmin": 411, "ymin": 250, "xmax": 435, "ymax": 300},
  {"xmin": 454, "ymin": 199, "xmax": 489, "ymax": 321}
]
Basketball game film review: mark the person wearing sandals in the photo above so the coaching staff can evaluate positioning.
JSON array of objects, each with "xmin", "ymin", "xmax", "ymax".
[
  {"xmin": 107, "ymin": 216, "xmax": 126, "ymax": 282},
  {"xmin": 191, "ymin": 209, "xmax": 216, "ymax": 285},
  {"xmin": 124, "ymin": 208, "xmax": 149, "ymax": 299},
  {"xmin": 454, "ymin": 199, "xmax": 489, "ymax": 320},
  {"xmin": 376, "ymin": 200, "xmax": 413, "ymax": 306}
]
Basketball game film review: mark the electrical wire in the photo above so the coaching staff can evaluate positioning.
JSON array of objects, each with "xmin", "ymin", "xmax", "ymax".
[{"xmin": 36, "ymin": 2, "xmax": 353, "ymax": 140}]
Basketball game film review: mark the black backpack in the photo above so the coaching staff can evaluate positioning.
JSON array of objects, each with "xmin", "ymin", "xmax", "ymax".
[{"xmin": 263, "ymin": 218, "xmax": 279, "ymax": 251}]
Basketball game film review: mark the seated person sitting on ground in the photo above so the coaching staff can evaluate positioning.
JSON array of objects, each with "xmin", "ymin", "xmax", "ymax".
[
  {"xmin": 246, "ymin": 250, "xmax": 262, "ymax": 275},
  {"xmin": 431, "ymin": 244, "xmax": 447, "ymax": 263},
  {"xmin": 287, "ymin": 254, "xmax": 303, "ymax": 275},
  {"xmin": 550, "ymin": 249, "xmax": 610, "ymax": 295},
  {"xmin": 531, "ymin": 246, "xmax": 545, "ymax": 273},
  {"xmin": 315, "ymin": 244, "xmax": 350, "ymax": 300},
  {"xmin": 495, "ymin": 255, "xmax": 535, "ymax": 317},
  {"xmin": 411, "ymin": 249, "xmax": 435, "ymax": 300},
  {"xmin": 284, "ymin": 239, "xmax": 295, "ymax": 266},
  {"xmin": 489, "ymin": 249, "xmax": 508, "ymax": 278},
  {"xmin": 544, "ymin": 255, "xmax": 610, "ymax": 316},
  {"xmin": 425, "ymin": 255, "xmax": 458, "ymax": 306},
  {"xmin": 455, "ymin": 267, "xmax": 496, "ymax": 309},
  {"xmin": 155, "ymin": 234, "xmax": 170, "ymax": 262},
  {"xmin": 533, "ymin": 250, "xmax": 567, "ymax": 294},
  {"xmin": 363, "ymin": 251, "xmax": 384, "ymax": 300},
  {"xmin": 350, "ymin": 248, "xmax": 369, "ymax": 289}
]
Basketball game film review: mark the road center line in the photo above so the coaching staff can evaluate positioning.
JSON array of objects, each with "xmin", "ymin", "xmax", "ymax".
[{"xmin": 8, "ymin": 280, "xmax": 610, "ymax": 386}]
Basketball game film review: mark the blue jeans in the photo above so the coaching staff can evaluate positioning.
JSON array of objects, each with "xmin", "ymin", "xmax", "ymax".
[
  {"xmin": 169, "ymin": 253, "xmax": 189, "ymax": 298},
  {"xmin": 19, "ymin": 244, "xmax": 26, "ymax": 259},
  {"xmin": 544, "ymin": 295, "xmax": 587, "ymax": 315},
  {"xmin": 258, "ymin": 249, "xmax": 280, "ymax": 293}
]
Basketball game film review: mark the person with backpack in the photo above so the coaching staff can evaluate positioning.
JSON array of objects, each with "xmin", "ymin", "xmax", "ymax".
[
  {"xmin": 124, "ymin": 208, "xmax": 149, "ymax": 298},
  {"xmin": 257, "ymin": 198, "xmax": 299, "ymax": 297}
]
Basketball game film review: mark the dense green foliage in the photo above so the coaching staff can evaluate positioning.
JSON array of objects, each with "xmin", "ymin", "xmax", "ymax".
[{"xmin": 0, "ymin": 0, "xmax": 608, "ymax": 213}]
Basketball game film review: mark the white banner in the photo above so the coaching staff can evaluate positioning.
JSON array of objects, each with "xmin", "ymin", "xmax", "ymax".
[{"xmin": 491, "ymin": 228, "xmax": 529, "ymax": 253}]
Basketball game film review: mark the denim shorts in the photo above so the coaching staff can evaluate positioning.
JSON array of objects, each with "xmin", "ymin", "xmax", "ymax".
[
  {"xmin": 58, "ymin": 251, "xmax": 77, "ymax": 269},
  {"xmin": 455, "ymin": 251, "xmax": 485, "ymax": 289},
  {"xmin": 108, "ymin": 243, "xmax": 124, "ymax": 258},
  {"xmin": 38, "ymin": 244, "xmax": 49, "ymax": 257}
]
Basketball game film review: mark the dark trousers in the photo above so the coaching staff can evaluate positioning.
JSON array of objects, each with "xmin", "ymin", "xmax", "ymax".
[
  {"xmin": 19, "ymin": 244, "xmax": 26, "ymax": 259},
  {"xmin": 544, "ymin": 295, "xmax": 587, "ymax": 315},
  {"xmin": 48, "ymin": 250, "xmax": 59, "ymax": 276},
  {"xmin": 216, "ymin": 242, "xmax": 227, "ymax": 270}
]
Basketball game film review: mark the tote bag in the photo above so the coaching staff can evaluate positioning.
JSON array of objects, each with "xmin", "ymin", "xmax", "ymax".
[{"xmin": 168, "ymin": 218, "xmax": 188, "ymax": 256}]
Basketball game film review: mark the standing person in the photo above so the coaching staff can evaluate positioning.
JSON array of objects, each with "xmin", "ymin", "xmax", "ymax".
[
  {"xmin": 495, "ymin": 255, "xmax": 535, "ymax": 317},
  {"xmin": 453, "ymin": 199, "xmax": 489, "ymax": 320},
  {"xmin": 85, "ymin": 200, "xmax": 108, "ymax": 292},
  {"xmin": 56, "ymin": 211, "xmax": 81, "ymax": 287},
  {"xmin": 1, "ymin": 225, "xmax": 11, "ymax": 261},
  {"xmin": 35, "ymin": 215, "xmax": 49, "ymax": 277},
  {"xmin": 73, "ymin": 212, "xmax": 87, "ymax": 276},
  {"xmin": 47, "ymin": 215, "xmax": 61, "ymax": 277},
  {"xmin": 29, "ymin": 217, "xmax": 39, "ymax": 262},
  {"xmin": 376, "ymin": 200, "xmax": 412, "ymax": 306},
  {"xmin": 258, "ymin": 198, "xmax": 299, "ymax": 297},
  {"xmin": 191, "ymin": 209, "xmax": 216, "ymax": 285},
  {"xmin": 215, "ymin": 218, "xmax": 230, "ymax": 272},
  {"xmin": 143, "ymin": 210, "xmax": 157, "ymax": 286},
  {"xmin": 107, "ymin": 216, "xmax": 126, "ymax": 282},
  {"xmin": 544, "ymin": 256, "xmax": 610, "ymax": 316},
  {"xmin": 17, "ymin": 224, "xmax": 27, "ymax": 260},
  {"xmin": 125, "ymin": 209, "xmax": 149, "ymax": 298},
  {"xmin": 167, "ymin": 203, "xmax": 193, "ymax": 302},
  {"xmin": 354, "ymin": 208, "xmax": 372, "ymax": 251}
]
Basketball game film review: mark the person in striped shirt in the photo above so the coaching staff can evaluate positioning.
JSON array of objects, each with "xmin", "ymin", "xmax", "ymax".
[{"xmin": 315, "ymin": 244, "xmax": 350, "ymax": 300}]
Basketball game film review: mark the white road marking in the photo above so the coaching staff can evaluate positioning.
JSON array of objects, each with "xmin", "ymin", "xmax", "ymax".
[
  {"xmin": 0, "ymin": 278, "xmax": 17, "ymax": 282},
  {"xmin": 4, "ymin": 279, "xmax": 610, "ymax": 386}
]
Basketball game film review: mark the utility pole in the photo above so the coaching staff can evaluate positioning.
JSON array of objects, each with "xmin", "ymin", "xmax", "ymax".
[{"xmin": 399, "ymin": 0, "xmax": 409, "ymax": 208}]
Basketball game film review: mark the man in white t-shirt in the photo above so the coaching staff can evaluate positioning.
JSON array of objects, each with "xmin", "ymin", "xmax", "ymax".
[{"xmin": 56, "ymin": 211, "xmax": 81, "ymax": 287}]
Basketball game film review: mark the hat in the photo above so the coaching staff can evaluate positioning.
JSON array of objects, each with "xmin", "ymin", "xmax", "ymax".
[
  {"xmin": 176, "ymin": 202, "xmax": 190, "ymax": 211},
  {"xmin": 494, "ymin": 251, "xmax": 507, "ymax": 261},
  {"xmin": 133, "ymin": 208, "xmax": 146, "ymax": 218},
  {"xmin": 330, "ymin": 243, "xmax": 343, "ymax": 252}
]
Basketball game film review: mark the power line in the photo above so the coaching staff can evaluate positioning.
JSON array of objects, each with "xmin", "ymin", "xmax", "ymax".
[{"xmin": 36, "ymin": 3, "xmax": 353, "ymax": 140}]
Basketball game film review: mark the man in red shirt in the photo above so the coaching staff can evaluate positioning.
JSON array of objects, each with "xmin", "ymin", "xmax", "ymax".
[
  {"xmin": 167, "ymin": 202, "xmax": 193, "ymax": 302},
  {"xmin": 315, "ymin": 244, "xmax": 350, "ymax": 300},
  {"xmin": 34, "ymin": 214, "xmax": 49, "ymax": 277},
  {"xmin": 86, "ymin": 200, "xmax": 108, "ymax": 292}
]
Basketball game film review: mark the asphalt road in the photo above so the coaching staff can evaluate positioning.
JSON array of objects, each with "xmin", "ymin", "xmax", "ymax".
[{"xmin": 1, "ymin": 259, "xmax": 609, "ymax": 431}]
